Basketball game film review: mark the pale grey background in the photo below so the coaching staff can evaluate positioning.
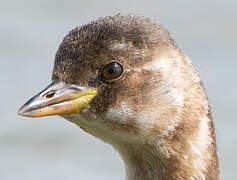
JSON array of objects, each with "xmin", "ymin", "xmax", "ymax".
[{"xmin": 1, "ymin": 0, "xmax": 236, "ymax": 179}]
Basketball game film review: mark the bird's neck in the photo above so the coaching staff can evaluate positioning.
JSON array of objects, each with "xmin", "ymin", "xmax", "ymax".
[{"xmin": 115, "ymin": 114, "xmax": 219, "ymax": 180}]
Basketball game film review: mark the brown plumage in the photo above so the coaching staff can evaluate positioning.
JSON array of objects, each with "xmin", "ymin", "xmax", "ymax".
[{"xmin": 19, "ymin": 15, "xmax": 219, "ymax": 180}]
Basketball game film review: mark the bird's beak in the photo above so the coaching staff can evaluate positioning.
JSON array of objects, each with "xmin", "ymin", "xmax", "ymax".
[{"xmin": 18, "ymin": 81, "xmax": 98, "ymax": 118}]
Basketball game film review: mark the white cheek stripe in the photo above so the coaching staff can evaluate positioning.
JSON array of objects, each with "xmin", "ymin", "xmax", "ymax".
[
  {"xmin": 108, "ymin": 42, "xmax": 132, "ymax": 51},
  {"xmin": 187, "ymin": 116, "xmax": 211, "ymax": 179},
  {"xmin": 126, "ymin": 58, "xmax": 170, "ymax": 72},
  {"xmin": 143, "ymin": 58, "xmax": 171, "ymax": 71},
  {"xmin": 105, "ymin": 103, "xmax": 134, "ymax": 124}
]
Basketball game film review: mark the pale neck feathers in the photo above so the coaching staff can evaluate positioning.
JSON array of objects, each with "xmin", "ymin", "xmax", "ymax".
[{"xmin": 63, "ymin": 52, "xmax": 219, "ymax": 180}]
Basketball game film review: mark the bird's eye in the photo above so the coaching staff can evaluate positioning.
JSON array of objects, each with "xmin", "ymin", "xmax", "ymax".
[{"xmin": 101, "ymin": 61, "xmax": 124, "ymax": 82}]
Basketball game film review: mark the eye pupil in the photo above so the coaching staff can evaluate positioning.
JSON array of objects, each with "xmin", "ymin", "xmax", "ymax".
[
  {"xmin": 108, "ymin": 68, "xmax": 114, "ymax": 74},
  {"xmin": 101, "ymin": 61, "xmax": 123, "ymax": 82}
]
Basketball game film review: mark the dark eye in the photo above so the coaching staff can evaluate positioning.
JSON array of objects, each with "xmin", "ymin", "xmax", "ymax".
[{"xmin": 101, "ymin": 61, "xmax": 124, "ymax": 82}]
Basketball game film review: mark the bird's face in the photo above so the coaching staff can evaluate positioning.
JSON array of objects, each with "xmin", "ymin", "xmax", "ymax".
[{"xmin": 18, "ymin": 16, "xmax": 183, "ymax": 145}]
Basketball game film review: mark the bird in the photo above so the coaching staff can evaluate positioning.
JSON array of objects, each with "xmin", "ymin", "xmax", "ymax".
[{"xmin": 18, "ymin": 14, "xmax": 219, "ymax": 180}]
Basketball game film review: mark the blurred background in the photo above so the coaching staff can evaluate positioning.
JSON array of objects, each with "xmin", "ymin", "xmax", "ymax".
[{"xmin": 0, "ymin": 0, "xmax": 236, "ymax": 179}]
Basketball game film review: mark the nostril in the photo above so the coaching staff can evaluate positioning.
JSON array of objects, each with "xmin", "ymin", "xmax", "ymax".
[{"xmin": 45, "ymin": 91, "xmax": 55, "ymax": 99}]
